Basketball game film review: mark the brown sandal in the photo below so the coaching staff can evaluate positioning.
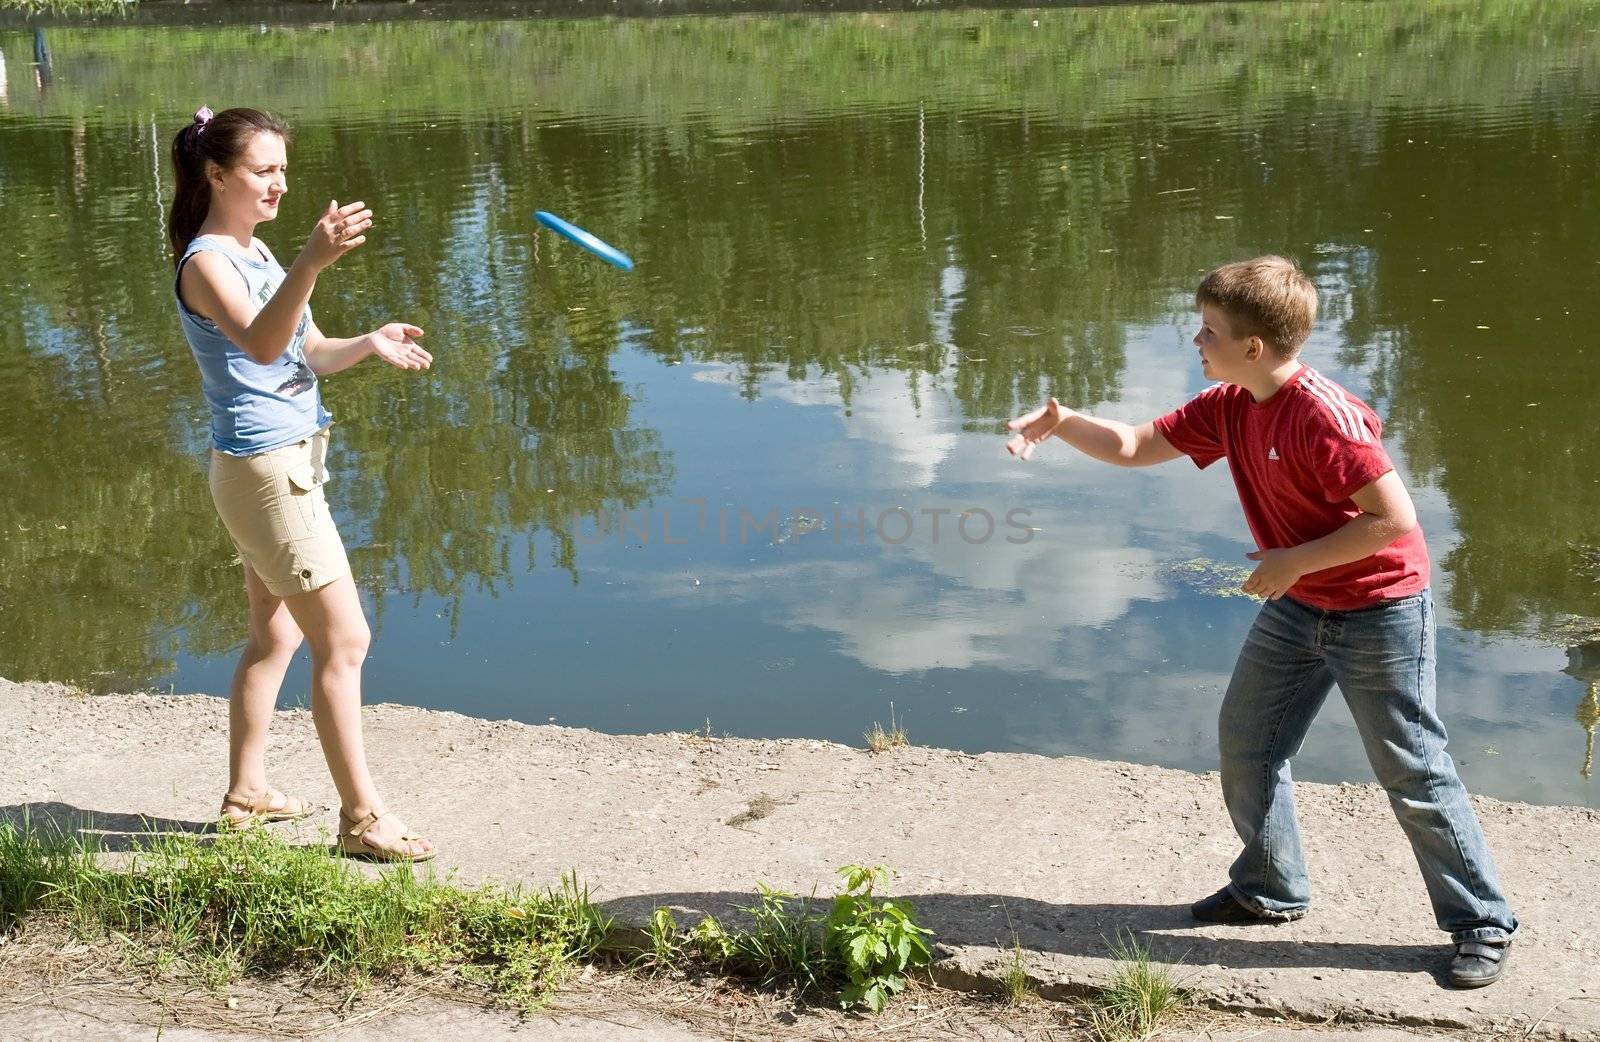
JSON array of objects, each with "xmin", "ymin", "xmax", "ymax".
[
  {"xmin": 220, "ymin": 791, "xmax": 317, "ymax": 830},
  {"xmin": 337, "ymin": 809, "xmax": 435, "ymax": 863}
]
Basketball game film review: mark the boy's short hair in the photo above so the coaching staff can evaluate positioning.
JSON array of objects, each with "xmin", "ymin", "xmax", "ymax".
[{"xmin": 1196, "ymin": 256, "xmax": 1318, "ymax": 359}]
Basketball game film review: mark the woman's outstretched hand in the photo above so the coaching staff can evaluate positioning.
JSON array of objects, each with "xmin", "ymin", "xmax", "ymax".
[
  {"xmin": 303, "ymin": 199, "xmax": 373, "ymax": 271},
  {"xmin": 368, "ymin": 324, "xmax": 432, "ymax": 370},
  {"xmin": 1006, "ymin": 397, "xmax": 1068, "ymax": 460}
]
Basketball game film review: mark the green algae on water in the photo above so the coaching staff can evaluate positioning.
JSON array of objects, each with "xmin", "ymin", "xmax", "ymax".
[{"xmin": 1160, "ymin": 557, "xmax": 1262, "ymax": 601}]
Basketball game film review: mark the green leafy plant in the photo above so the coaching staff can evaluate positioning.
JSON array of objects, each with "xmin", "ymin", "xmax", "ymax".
[
  {"xmin": 640, "ymin": 905, "xmax": 681, "ymax": 969},
  {"xmin": 681, "ymin": 866, "xmax": 933, "ymax": 1010},
  {"xmin": 824, "ymin": 864, "xmax": 935, "ymax": 1012},
  {"xmin": 689, "ymin": 913, "xmax": 737, "ymax": 965}
]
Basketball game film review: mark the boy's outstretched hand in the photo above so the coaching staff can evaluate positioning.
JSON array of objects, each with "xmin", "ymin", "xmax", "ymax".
[{"xmin": 1006, "ymin": 398, "xmax": 1068, "ymax": 460}]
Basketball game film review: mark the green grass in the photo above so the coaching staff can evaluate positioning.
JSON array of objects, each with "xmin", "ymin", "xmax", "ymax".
[
  {"xmin": 639, "ymin": 905, "xmax": 682, "ymax": 969},
  {"xmin": 1087, "ymin": 932, "xmax": 1188, "ymax": 1042},
  {"xmin": 0, "ymin": 0, "xmax": 136, "ymax": 13},
  {"xmin": 692, "ymin": 883, "xmax": 834, "ymax": 993},
  {"xmin": 1, "ymin": 824, "xmax": 935, "ymax": 1015},
  {"xmin": 1000, "ymin": 939, "xmax": 1034, "ymax": 1006},
  {"xmin": 0, "ymin": 818, "xmax": 612, "ymax": 1011},
  {"xmin": 687, "ymin": 865, "xmax": 935, "ymax": 1012}
]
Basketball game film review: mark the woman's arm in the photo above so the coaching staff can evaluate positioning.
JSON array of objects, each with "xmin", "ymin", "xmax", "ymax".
[
  {"xmin": 304, "ymin": 319, "xmax": 432, "ymax": 375},
  {"xmin": 177, "ymin": 200, "xmax": 373, "ymax": 365},
  {"xmin": 302, "ymin": 320, "xmax": 372, "ymax": 375},
  {"xmin": 179, "ymin": 249, "xmax": 321, "ymax": 365}
]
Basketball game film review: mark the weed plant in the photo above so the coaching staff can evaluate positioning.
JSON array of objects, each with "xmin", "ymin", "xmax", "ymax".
[
  {"xmin": 0, "ymin": 0, "xmax": 136, "ymax": 13},
  {"xmin": 1001, "ymin": 939, "xmax": 1034, "ymax": 1005},
  {"xmin": 688, "ymin": 864, "xmax": 933, "ymax": 1011},
  {"xmin": 1088, "ymin": 931, "xmax": 1187, "ymax": 1042},
  {"xmin": 864, "ymin": 702, "xmax": 908, "ymax": 753}
]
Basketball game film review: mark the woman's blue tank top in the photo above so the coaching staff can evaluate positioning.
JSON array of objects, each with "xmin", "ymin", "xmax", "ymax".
[{"xmin": 175, "ymin": 235, "xmax": 332, "ymax": 455}]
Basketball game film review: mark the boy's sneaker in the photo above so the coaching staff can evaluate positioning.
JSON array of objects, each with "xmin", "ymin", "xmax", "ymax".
[
  {"xmin": 1448, "ymin": 940, "xmax": 1510, "ymax": 989},
  {"xmin": 1190, "ymin": 886, "xmax": 1306, "ymax": 925}
]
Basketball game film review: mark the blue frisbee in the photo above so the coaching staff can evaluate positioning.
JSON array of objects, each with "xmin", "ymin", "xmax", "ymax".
[{"xmin": 534, "ymin": 210, "xmax": 634, "ymax": 271}]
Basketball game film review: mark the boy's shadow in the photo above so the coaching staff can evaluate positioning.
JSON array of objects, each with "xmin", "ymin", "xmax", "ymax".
[
  {"xmin": 0, "ymin": 801, "xmax": 218, "ymax": 852},
  {"xmin": 601, "ymin": 890, "xmax": 1448, "ymax": 986}
]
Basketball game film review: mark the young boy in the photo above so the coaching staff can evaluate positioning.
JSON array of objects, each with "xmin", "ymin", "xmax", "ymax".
[{"xmin": 1006, "ymin": 256, "xmax": 1518, "ymax": 988}]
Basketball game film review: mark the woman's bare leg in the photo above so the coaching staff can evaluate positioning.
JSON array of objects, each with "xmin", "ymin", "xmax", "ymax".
[
  {"xmin": 282, "ymin": 574, "xmax": 431, "ymax": 857},
  {"xmin": 224, "ymin": 564, "xmax": 305, "ymax": 818}
]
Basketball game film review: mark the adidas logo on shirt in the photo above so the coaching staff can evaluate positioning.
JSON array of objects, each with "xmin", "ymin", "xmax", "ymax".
[{"xmin": 1267, "ymin": 447, "xmax": 1280, "ymax": 461}]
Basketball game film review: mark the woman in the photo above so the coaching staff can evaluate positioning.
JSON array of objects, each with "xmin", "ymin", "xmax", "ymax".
[{"xmin": 170, "ymin": 105, "xmax": 433, "ymax": 862}]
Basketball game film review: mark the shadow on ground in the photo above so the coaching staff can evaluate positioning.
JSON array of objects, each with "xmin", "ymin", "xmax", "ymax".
[
  {"xmin": 599, "ymin": 890, "xmax": 1448, "ymax": 986},
  {"xmin": 0, "ymin": 805, "xmax": 1451, "ymax": 989},
  {"xmin": 0, "ymin": 801, "xmax": 219, "ymax": 851}
]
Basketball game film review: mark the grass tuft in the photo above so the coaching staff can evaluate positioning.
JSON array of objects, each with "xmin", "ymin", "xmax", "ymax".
[
  {"xmin": 864, "ymin": 701, "xmax": 908, "ymax": 753},
  {"xmin": 691, "ymin": 883, "xmax": 831, "ymax": 992},
  {"xmin": 1000, "ymin": 939, "xmax": 1034, "ymax": 1005},
  {"xmin": 1087, "ymin": 931, "xmax": 1187, "ymax": 1042},
  {"xmin": 636, "ymin": 905, "xmax": 682, "ymax": 970}
]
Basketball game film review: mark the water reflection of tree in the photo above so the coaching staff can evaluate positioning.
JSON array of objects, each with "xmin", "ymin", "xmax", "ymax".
[
  {"xmin": 7, "ymin": 2, "xmax": 1600, "ymax": 688},
  {"xmin": 0, "ymin": 119, "xmax": 237, "ymax": 687},
  {"xmin": 1564, "ymin": 644, "xmax": 1600, "ymax": 781},
  {"xmin": 0, "ymin": 120, "xmax": 672, "ymax": 685},
  {"xmin": 1338, "ymin": 112, "xmax": 1600, "ymax": 640}
]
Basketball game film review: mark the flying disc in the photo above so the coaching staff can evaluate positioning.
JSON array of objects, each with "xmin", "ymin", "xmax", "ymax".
[{"xmin": 534, "ymin": 210, "xmax": 634, "ymax": 271}]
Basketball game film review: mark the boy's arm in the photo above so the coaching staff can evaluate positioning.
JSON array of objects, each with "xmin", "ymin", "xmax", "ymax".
[
  {"xmin": 1241, "ymin": 470, "xmax": 1418, "ymax": 599},
  {"xmin": 1007, "ymin": 398, "xmax": 1183, "ymax": 467}
]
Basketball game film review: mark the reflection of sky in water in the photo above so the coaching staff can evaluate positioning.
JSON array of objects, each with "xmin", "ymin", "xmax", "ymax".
[{"xmin": 173, "ymin": 306, "xmax": 1596, "ymax": 808}]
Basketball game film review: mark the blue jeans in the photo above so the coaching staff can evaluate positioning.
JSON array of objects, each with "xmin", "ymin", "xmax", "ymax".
[{"xmin": 1218, "ymin": 589, "xmax": 1518, "ymax": 943}]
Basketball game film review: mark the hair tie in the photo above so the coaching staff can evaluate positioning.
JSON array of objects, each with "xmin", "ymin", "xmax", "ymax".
[{"xmin": 186, "ymin": 105, "xmax": 214, "ymax": 149}]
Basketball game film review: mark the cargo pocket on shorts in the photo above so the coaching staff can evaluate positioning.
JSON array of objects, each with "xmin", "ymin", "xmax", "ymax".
[{"xmin": 284, "ymin": 460, "xmax": 327, "ymax": 531}]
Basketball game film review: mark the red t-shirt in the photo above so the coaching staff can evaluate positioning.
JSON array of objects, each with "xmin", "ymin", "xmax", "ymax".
[{"xmin": 1152, "ymin": 365, "xmax": 1428, "ymax": 610}]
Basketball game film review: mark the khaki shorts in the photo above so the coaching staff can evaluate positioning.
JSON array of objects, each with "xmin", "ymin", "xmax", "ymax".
[{"xmin": 209, "ymin": 427, "xmax": 351, "ymax": 598}]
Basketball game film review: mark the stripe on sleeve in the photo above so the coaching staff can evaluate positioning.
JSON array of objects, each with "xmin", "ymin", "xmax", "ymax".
[
  {"xmin": 1306, "ymin": 372, "xmax": 1367, "ymax": 442},
  {"xmin": 1302, "ymin": 369, "xmax": 1368, "ymax": 442}
]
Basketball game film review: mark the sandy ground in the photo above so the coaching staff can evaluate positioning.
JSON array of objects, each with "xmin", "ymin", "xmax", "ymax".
[
  {"xmin": 0, "ymin": 986, "xmax": 1514, "ymax": 1042},
  {"xmin": 0, "ymin": 972, "xmax": 1511, "ymax": 1042},
  {"xmin": 2, "ymin": 679, "xmax": 1598, "ymax": 1039}
]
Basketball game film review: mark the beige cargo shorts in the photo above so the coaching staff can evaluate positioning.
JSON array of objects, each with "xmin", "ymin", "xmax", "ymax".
[{"xmin": 208, "ymin": 426, "xmax": 351, "ymax": 597}]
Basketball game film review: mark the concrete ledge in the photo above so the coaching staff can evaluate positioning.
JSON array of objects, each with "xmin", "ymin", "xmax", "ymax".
[{"xmin": 3, "ymin": 680, "xmax": 1596, "ymax": 1038}]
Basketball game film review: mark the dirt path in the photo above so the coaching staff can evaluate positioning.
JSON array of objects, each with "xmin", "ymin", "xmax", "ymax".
[
  {"xmin": 0, "ymin": 974, "xmax": 1501, "ymax": 1042},
  {"xmin": 3, "ymin": 680, "xmax": 1597, "ymax": 1039}
]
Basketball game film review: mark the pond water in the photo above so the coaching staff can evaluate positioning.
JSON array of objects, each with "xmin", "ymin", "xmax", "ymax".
[{"xmin": 3, "ymin": 2, "xmax": 1599, "ymax": 806}]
